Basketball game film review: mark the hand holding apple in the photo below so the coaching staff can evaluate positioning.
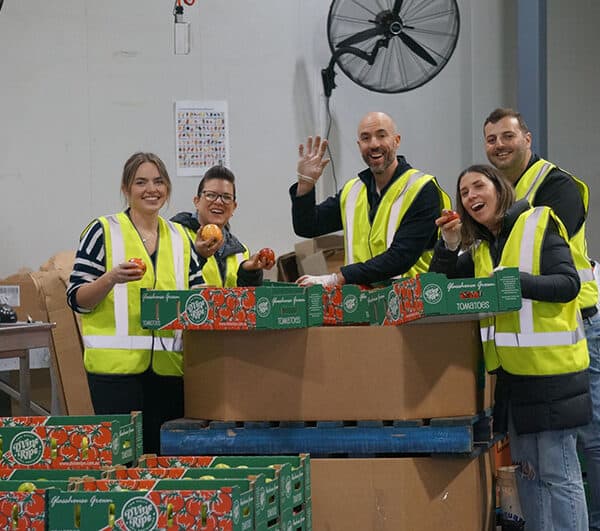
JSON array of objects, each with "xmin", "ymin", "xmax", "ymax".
[
  {"xmin": 242, "ymin": 247, "xmax": 276, "ymax": 271},
  {"xmin": 108, "ymin": 259, "xmax": 147, "ymax": 284},
  {"xmin": 128, "ymin": 258, "xmax": 147, "ymax": 276},
  {"xmin": 435, "ymin": 209, "xmax": 462, "ymax": 251},
  {"xmin": 195, "ymin": 224, "xmax": 224, "ymax": 258}
]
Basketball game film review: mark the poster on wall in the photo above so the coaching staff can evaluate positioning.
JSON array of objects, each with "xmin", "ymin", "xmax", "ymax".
[{"xmin": 175, "ymin": 100, "xmax": 230, "ymax": 177}]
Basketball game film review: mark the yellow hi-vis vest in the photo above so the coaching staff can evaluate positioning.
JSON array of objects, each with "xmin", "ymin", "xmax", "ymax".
[
  {"xmin": 476, "ymin": 206, "xmax": 588, "ymax": 376},
  {"xmin": 515, "ymin": 158, "xmax": 597, "ymax": 309},
  {"xmin": 184, "ymin": 227, "xmax": 249, "ymax": 287},
  {"xmin": 82, "ymin": 213, "xmax": 191, "ymax": 376},
  {"xmin": 339, "ymin": 169, "xmax": 451, "ymax": 278}
]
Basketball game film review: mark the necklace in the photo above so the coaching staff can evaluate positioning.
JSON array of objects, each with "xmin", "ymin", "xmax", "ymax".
[{"xmin": 138, "ymin": 229, "xmax": 157, "ymax": 244}]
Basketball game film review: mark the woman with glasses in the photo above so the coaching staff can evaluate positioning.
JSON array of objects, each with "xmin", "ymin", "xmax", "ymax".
[
  {"xmin": 172, "ymin": 165, "xmax": 275, "ymax": 287},
  {"xmin": 67, "ymin": 152, "xmax": 206, "ymax": 454}
]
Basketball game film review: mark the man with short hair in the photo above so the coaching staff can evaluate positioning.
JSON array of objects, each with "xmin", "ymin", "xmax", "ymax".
[
  {"xmin": 484, "ymin": 107, "xmax": 600, "ymax": 531},
  {"xmin": 290, "ymin": 111, "xmax": 450, "ymax": 287}
]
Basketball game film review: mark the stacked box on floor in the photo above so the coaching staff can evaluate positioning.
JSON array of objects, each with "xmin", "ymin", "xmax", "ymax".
[
  {"xmin": 136, "ymin": 454, "xmax": 312, "ymax": 530},
  {"xmin": 159, "ymin": 318, "xmax": 505, "ymax": 530},
  {"xmin": 148, "ymin": 271, "xmax": 520, "ymax": 530},
  {"xmin": 0, "ymin": 413, "xmax": 142, "ymax": 468}
]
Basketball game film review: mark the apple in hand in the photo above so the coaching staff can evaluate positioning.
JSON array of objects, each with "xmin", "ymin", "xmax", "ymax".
[
  {"xmin": 128, "ymin": 258, "xmax": 147, "ymax": 276},
  {"xmin": 444, "ymin": 209, "xmax": 460, "ymax": 221},
  {"xmin": 200, "ymin": 224, "xmax": 223, "ymax": 243},
  {"xmin": 258, "ymin": 247, "xmax": 275, "ymax": 264}
]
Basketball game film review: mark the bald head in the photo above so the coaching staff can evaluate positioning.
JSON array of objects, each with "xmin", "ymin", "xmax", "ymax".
[
  {"xmin": 357, "ymin": 112, "xmax": 398, "ymax": 137},
  {"xmin": 356, "ymin": 112, "xmax": 401, "ymax": 184}
]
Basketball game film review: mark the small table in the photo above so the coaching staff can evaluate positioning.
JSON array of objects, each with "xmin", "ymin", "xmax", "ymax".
[{"xmin": 0, "ymin": 322, "xmax": 56, "ymax": 415}]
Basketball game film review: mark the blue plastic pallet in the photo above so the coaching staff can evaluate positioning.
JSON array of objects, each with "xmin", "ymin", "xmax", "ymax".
[{"xmin": 160, "ymin": 410, "xmax": 495, "ymax": 457}]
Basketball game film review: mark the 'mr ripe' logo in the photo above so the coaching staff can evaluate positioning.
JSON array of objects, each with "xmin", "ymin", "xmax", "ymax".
[
  {"xmin": 387, "ymin": 291, "xmax": 400, "ymax": 321},
  {"xmin": 343, "ymin": 294, "xmax": 358, "ymax": 313},
  {"xmin": 423, "ymin": 283, "xmax": 443, "ymax": 305},
  {"xmin": 256, "ymin": 297, "xmax": 272, "ymax": 318},
  {"xmin": 121, "ymin": 497, "xmax": 158, "ymax": 531},
  {"xmin": 185, "ymin": 294, "xmax": 209, "ymax": 325},
  {"xmin": 10, "ymin": 432, "xmax": 44, "ymax": 465}
]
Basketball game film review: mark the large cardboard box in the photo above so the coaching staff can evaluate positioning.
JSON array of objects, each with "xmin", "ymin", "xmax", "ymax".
[
  {"xmin": 0, "ymin": 269, "xmax": 93, "ymax": 415},
  {"xmin": 311, "ymin": 453, "xmax": 495, "ymax": 531},
  {"xmin": 183, "ymin": 321, "xmax": 489, "ymax": 421}
]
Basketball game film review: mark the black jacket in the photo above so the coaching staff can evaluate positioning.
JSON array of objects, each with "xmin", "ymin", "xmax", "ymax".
[
  {"xmin": 430, "ymin": 199, "xmax": 591, "ymax": 435},
  {"xmin": 290, "ymin": 156, "xmax": 441, "ymax": 285},
  {"xmin": 170, "ymin": 212, "xmax": 262, "ymax": 287}
]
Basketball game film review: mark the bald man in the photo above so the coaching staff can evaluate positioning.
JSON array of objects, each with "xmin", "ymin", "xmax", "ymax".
[{"xmin": 290, "ymin": 112, "xmax": 450, "ymax": 287}]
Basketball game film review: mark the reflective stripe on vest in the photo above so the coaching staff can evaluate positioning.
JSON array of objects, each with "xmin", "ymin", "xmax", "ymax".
[
  {"xmin": 340, "ymin": 170, "xmax": 449, "ymax": 277},
  {"xmin": 343, "ymin": 179, "xmax": 363, "ymax": 265},
  {"xmin": 385, "ymin": 172, "xmax": 425, "ymax": 247},
  {"xmin": 479, "ymin": 208, "xmax": 584, "ymax": 348},
  {"xmin": 476, "ymin": 206, "xmax": 588, "ymax": 375},
  {"xmin": 516, "ymin": 158, "xmax": 598, "ymax": 308},
  {"xmin": 84, "ymin": 335, "xmax": 180, "ymax": 351},
  {"xmin": 106, "ymin": 214, "xmax": 185, "ymax": 350},
  {"xmin": 82, "ymin": 214, "xmax": 189, "ymax": 376}
]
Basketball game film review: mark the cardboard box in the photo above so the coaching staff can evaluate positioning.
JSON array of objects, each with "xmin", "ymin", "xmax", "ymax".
[
  {"xmin": 295, "ymin": 235, "xmax": 344, "ymax": 277},
  {"xmin": 46, "ymin": 485, "xmax": 252, "ymax": 531},
  {"xmin": 0, "ymin": 413, "xmax": 141, "ymax": 468},
  {"xmin": 277, "ymin": 235, "xmax": 345, "ymax": 281},
  {"xmin": 0, "ymin": 268, "xmax": 93, "ymax": 415},
  {"xmin": 183, "ymin": 321, "xmax": 488, "ymax": 421},
  {"xmin": 369, "ymin": 268, "xmax": 522, "ymax": 326},
  {"xmin": 311, "ymin": 453, "xmax": 495, "ymax": 531}
]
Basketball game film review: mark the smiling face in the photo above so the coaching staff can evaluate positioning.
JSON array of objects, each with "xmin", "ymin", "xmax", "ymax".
[
  {"xmin": 123, "ymin": 161, "xmax": 168, "ymax": 215},
  {"xmin": 484, "ymin": 116, "xmax": 532, "ymax": 182},
  {"xmin": 356, "ymin": 112, "xmax": 400, "ymax": 182},
  {"xmin": 193, "ymin": 178, "xmax": 237, "ymax": 228},
  {"xmin": 458, "ymin": 171, "xmax": 501, "ymax": 233}
]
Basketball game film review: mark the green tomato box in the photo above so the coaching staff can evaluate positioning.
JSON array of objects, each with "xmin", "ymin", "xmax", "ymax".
[
  {"xmin": 138, "ymin": 453, "xmax": 311, "ymax": 510},
  {"xmin": 45, "ymin": 484, "xmax": 252, "ymax": 531},
  {"xmin": 141, "ymin": 284, "xmax": 371, "ymax": 331},
  {"xmin": 141, "ymin": 285, "xmax": 313, "ymax": 331},
  {"xmin": 71, "ymin": 477, "xmax": 262, "ymax": 531},
  {"xmin": 0, "ymin": 412, "xmax": 142, "ymax": 469},
  {"xmin": 104, "ymin": 466, "xmax": 287, "ymax": 525},
  {"xmin": 369, "ymin": 268, "xmax": 522, "ymax": 325}
]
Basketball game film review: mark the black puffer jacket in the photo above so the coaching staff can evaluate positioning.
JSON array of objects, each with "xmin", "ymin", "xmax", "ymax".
[
  {"xmin": 170, "ymin": 212, "xmax": 262, "ymax": 287},
  {"xmin": 430, "ymin": 200, "xmax": 591, "ymax": 435}
]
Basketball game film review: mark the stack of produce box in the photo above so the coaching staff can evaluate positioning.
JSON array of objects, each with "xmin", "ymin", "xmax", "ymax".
[
  {"xmin": 0, "ymin": 413, "xmax": 141, "ymax": 529},
  {"xmin": 149, "ymin": 271, "xmax": 521, "ymax": 531},
  {"xmin": 0, "ymin": 413, "xmax": 311, "ymax": 529}
]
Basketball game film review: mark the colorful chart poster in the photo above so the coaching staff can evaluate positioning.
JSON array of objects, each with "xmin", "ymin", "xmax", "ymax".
[{"xmin": 175, "ymin": 100, "xmax": 229, "ymax": 177}]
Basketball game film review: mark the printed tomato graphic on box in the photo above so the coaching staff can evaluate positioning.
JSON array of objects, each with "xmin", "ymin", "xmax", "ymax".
[
  {"xmin": 0, "ymin": 490, "xmax": 46, "ymax": 530},
  {"xmin": 0, "ymin": 423, "xmax": 119, "ymax": 469},
  {"xmin": 141, "ymin": 288, "xmax": 256, "ymax": 330}
]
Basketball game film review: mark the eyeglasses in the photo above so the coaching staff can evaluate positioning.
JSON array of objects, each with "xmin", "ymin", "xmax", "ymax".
[{"xmin": 200, "ymin": 190, "xmax": 235, "ymax": 204}]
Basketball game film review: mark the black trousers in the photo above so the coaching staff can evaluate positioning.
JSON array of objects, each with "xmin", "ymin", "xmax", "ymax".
[{"xmin": 87, "ymin": 369, "xmax": 184, "ymax": 455}]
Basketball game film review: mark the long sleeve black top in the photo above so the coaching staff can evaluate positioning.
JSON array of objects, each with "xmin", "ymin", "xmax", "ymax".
[
  {"xmin": 429, "ymin": 199, "xmax": 580, "ymax": 303},
  {"xmin": 290, "ymin": 156, "xmax": 441, "ymax": 285},
  {"xmin": 522, "ymin": 154, "xmax": 585, "ymax": 238}
]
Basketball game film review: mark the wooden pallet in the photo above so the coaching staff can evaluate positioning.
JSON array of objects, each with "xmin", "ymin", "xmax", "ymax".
[{"xmin": 160, "ymin": 410, "xmax": 498, "ymax": 457}]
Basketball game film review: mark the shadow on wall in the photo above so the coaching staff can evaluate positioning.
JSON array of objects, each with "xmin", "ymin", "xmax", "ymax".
[{"xmin": 292, "ymin": 59, "xmax": 339, "ymax": 201}]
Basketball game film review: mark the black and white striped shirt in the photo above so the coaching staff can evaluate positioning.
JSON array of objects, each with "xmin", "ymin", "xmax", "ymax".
[{"xmin": 67, "ymin": 218, "xmax": 205, "ymax": 313}]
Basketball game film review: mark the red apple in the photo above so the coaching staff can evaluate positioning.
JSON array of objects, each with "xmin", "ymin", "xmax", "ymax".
[
  {"xmin": 128, "ymin": 258, "xmax": 147, "ymax": 276},
  {"xmin": 258, "ymin": 247, "xmax": 275, "ymax": 264},
  {"xmin": 200, "ymin": 224, "xmax": 223, "ymax": 243}
]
